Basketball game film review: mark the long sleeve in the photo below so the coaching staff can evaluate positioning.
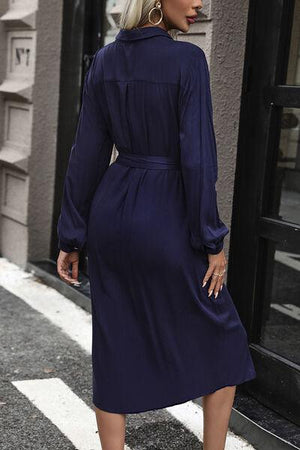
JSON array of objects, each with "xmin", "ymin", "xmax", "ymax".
[
  {"xmin": 179, "ymin": 46, "xmax": 229, "ymax": 255},
  {"xmin": 57, "ymin": 50, "xmax": 114, "ymax": 253}
]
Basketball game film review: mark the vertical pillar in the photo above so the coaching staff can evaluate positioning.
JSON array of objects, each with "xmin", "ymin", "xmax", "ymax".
[
  {"xmin": 0, "ymin": 0, "xmax": 38, "ymax": 265},
  {"xmin": 0, "ymin": 0, "xmax": 63, "ymax": 266}
]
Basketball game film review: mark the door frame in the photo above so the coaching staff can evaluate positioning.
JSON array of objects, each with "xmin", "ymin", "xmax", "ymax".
[{"xmin": 228, "ymin": 0, "xmax": 300, "ymax": 424}]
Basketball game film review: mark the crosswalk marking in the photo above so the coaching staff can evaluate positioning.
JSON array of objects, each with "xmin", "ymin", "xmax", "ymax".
[
  {"xmin": 0, "ymin": 257, "xmax": 255, "ymax": 449},
  {"xmin": 12, "ymin": 377, "xmax": 131, "ymax": 450},
  {"xmin": 166, "ymin": 402, "xmax": 256, "ymax": 449},
  {"xmin": 0, "ymin": 258, "xmax": 92, "ymax": 354}
]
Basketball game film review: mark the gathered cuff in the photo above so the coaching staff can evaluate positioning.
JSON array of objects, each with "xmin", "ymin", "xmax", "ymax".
[
  {"xmin": 58, "ymin": 239, "xmax": 80, "ymax": 253},
  {"xmin": 190, "ymin": 233, "xmax": 224, "ymax": 255}
]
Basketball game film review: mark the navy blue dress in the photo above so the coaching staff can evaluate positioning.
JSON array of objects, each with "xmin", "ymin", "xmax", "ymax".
[{"xmin": 57, "ymin": 26, "xmax": 256, "ymax": 414}]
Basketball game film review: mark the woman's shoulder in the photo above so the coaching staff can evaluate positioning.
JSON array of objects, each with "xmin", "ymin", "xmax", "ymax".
[
  {"xmin": 173, "ymin": 40, "xmax": 205, "ymax": 57},
  {"xmin": 90, "ymin": 42, "xmax": 116, "ymax": 78},
  {"xmin": 172, "ymin": 40, "xmax": 207, "ymax": 71},
  {"xmin": 93, "ymin": 42, "xmax": 115, "ymax": 61},
  {"xmin": 171, "ymin": 41, "xmax": 207, "ymax": 79}
]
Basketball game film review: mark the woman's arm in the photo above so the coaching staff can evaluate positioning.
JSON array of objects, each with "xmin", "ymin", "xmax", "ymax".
[
  {"xmin": 179, "ymin": 46, "xmax": 229, "ymax": 255},
  {"xmin": 57, "ymin": 49, "xmax": 113, "ymax": 253}
]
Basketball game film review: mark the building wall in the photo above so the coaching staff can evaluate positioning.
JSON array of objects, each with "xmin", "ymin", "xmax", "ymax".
[
  {"xmin": 209, "ymin": 0, "xmax": 250, "ymax": 252},
  {"xmin": 0, "ymin": 0, "xmax": 63, "ymax": 267},
  {"xmin": 0, "ymin": 0, "xmax": 8, "ymax": 260},
  {"xmin": 28, "ymin": 0, "xmax": 63, "ymax": 262},
  {"xmin": 177, "ymin": 0, "xmax": 250, "ymax": 256}
]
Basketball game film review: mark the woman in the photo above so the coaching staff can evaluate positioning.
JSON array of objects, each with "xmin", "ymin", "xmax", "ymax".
[{"xmin": 57, "ymin": 0, "xmax": 256, "ymax": 448}]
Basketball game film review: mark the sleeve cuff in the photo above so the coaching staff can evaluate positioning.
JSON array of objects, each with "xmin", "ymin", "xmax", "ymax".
[
  {"xmin": 58, "ymin": 240, "xmax": 80, "ymax": 253},
  {"xmin": 203, "ymin": 240, "xmax": 224, "ymax": 255},
  {"xmin": 190, "ymin": 234, "xmax": 224, "ymax": 255}
]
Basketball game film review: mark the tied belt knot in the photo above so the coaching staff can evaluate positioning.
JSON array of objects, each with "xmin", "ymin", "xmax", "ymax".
[{"xmin": 115, "ymin": 152, "xmax": 180, "ymax": 170}]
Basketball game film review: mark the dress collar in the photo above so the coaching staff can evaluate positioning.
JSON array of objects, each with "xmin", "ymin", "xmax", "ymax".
[{"xmin": 115, "ymin": 26, "xmax": 173, "ymax": 41}]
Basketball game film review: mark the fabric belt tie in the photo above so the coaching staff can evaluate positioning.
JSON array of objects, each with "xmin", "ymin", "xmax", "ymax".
[{"xmin": 115, "ymin": 152, "xmax": 180, "ymax": 170}]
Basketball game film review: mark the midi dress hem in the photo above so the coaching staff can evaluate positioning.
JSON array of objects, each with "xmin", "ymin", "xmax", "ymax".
[{"xmin": 92, "ymin": 369, "xmax": 256, "ymax": 414}]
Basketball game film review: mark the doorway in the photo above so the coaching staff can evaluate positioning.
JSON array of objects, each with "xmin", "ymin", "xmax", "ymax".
[{"xmin": 229, "ymin": 0, "xmax": 300, "ymax": 425}]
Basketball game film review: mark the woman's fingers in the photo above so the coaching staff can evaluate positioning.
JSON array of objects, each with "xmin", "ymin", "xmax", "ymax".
[
  {"xmin": 71, "ymin": 258, "xmax": 79, "ymax": 283},
  {"xmin": 208, "ymin": 271, "xmax": 219, "ymax": 298},
  {"xmin": 58, "ymin": 260, "xmax": 74, "ymax": 285},
  {"xmin": 202, "ymin": 251, "xmax": 227, "ymax": 299},
  {"xmin": 213, "ymin": 269, "xmax": 224, "ymax": 298},
  {"xmin": 57, "ymin": 250, "xmax": 81, "ymax": 286}
]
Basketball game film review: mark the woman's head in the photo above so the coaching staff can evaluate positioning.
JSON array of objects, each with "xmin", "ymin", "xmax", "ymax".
[{"xmin": 119, "ymin": 0, "xmax": 203, "ymax": 33}]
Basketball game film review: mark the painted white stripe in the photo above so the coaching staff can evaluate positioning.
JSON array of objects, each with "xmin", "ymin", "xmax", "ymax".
[
  {"xmin": 0, "ymin": 258, "xmax": 92, "ymax": 354},
  {"xmin": 0, "ymin": 257, "xmax": 254, "ymax": 448},
  {"xmin": 271, "ymin": 303, "xmax": 300, "ymax": 321},
  {"xmin": 166, "ymin": 401, "xmax": 203, "ymax": 441},
  {"xmin": 166, "ymin": 401, "xmax": 256, "ymax": 450},
  {"xmin": 12, "ymin": 378, "xmax": 131, "ymax": 450}
]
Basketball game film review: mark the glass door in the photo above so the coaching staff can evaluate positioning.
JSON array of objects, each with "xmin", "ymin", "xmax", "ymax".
[{"xmin": 229, "ymin": 0, "xmax": 300, "ymax": 425}]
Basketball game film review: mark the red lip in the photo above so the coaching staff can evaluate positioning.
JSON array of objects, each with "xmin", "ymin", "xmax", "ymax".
[{"xmin": 186, "ymin": 16, "xmax": 196, "ymax": 24}]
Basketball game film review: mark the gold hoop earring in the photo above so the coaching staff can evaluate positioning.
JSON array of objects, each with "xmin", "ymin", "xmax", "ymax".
[{"xmin": 148, "ymin": 1, "xmax": 163, "ymax": 25}]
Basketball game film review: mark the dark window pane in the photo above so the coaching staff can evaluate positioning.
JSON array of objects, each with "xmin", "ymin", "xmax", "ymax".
[
  {"xmin": 260, "ymin": 240, "xmax": 300, "ymax": 365},
  {"xmin": 269, "ymin": 107, "xmax": 300, "ymax": 225}
]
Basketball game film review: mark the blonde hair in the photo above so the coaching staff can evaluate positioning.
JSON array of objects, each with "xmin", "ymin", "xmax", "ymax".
[
  {"xmin": 119, "ymin": 0, "xmax": 156, "ymax": 29},
  {"xmin": 118, "ymin": 0, "xmax": 178, "ymax": 40}
]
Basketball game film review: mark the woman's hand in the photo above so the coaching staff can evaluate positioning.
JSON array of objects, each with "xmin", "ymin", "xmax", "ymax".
[
  {"xmin": 202, "ymin": 250, "xmax": 227, "ymax": 299},
  {"xmin": 57, "ymin": 250, "xmax": 81, "ymax": 287}
]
